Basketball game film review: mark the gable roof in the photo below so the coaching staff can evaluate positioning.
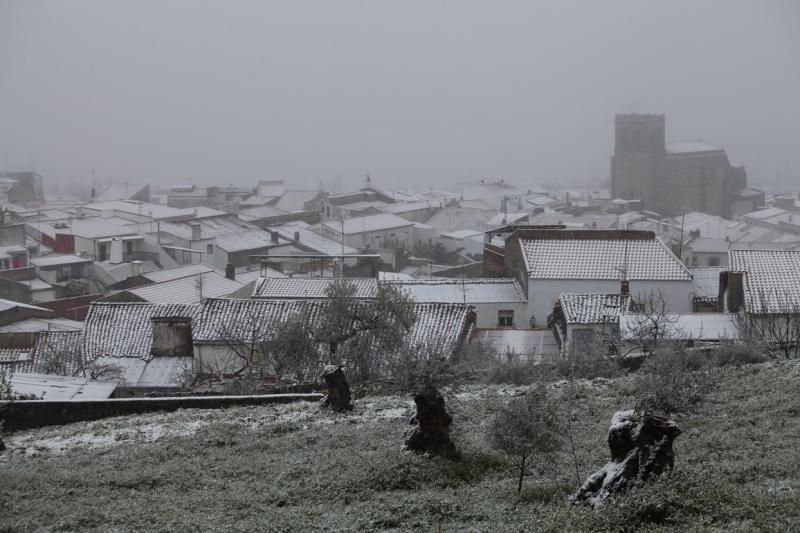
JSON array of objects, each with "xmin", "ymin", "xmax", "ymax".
[
  {"xmin": 126, "ymin": 272, "xmax": 244, "ymax": 304},
  {"xmin": 194, "ymin": 298, "xmax": 473, "ymax": 354},
  {"xmin": 729, "ymin": 248, "xmax": 800, "ymax": 314},
  {"xmin": 83, "ymin": 302, "xmax": 199, "ymax": 361},
  {"xmin": 517, "ymin": 231, "xmax": 691, "ymax": 281},
  {"xmin": 559, "ymin": 293, "xmax": 631, "ymax": 324},
  {"xmin": 253, "ymin": 277, "xmax": 379, "ymax": 299}
]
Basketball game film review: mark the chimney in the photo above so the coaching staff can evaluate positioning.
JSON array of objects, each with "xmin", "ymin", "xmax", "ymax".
[
  {"xmin": 726, "ymin": 271, "xmax": 745, "ymax": 313},
  {"xmin": 225, "ymin": 263, "xmax": 235, "ymax": 281},
  {"xmin": 75, "ymin": 206, "xmax": 84, "ymax": 218},
  {"xmin": 151, "ymin": 317, "xmax": 193, "ymax": 357},
  {"xmin": 270, "ymin": 231, "xmax": 279, "ymax": 244},
  {"xmin": 294, "ymin": 231, "xmax": 300, "ymax": 243},
  {"xmin": 131, "ymin": 260, "xmax": 143, "ymax": 276},
  {"xmin": 109, "ymin": 238, "xmax": 123, "ymax": 264},
  {"xmin": 190, "ymin": 223, "xmax": 202, "ymax": 241},
  {"xmin": 620, "ymin": 279, "xmax": 630, "ymax": 295}
]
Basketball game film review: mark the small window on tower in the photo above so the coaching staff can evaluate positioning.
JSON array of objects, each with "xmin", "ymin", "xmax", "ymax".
[{"xmin": 206, "ymin": 244, "xmax": 214, "ymax": 255}]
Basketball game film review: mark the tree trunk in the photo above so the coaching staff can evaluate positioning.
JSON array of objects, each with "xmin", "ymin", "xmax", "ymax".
[{"xmin": 518, "ymin": 454, "xmax": 526, "ymax": 493}]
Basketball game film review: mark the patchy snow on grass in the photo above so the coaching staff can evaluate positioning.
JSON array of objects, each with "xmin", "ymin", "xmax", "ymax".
[{"xmin": 1, "ymin": 394, "xmax": 421, "ymax": 458}]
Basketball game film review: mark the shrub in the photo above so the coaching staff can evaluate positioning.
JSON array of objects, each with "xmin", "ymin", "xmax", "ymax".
[
  {"xmin": 488, "ymin": 385, "xmax": 563, "ymax": 493},
  {"xmin": 634, "ymin": 347, "xmax": 715, "ymax": 415}
]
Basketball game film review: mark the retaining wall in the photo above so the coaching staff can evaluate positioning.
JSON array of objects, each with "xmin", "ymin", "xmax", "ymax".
[{"xmin": 0, "ymin": 393, "xmax": 323, "ymax": 433}]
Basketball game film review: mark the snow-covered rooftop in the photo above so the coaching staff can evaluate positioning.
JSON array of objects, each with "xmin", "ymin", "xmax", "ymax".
[
  {"xmin": 194, "ymin": 298, "xmax": 473, "ymax": 353},
  {"xmin": 729, "ymin": 248, "xmax": 800, "ymax": 314},
  {"xmin": 30, "ymin": 254, "xmax": 92, "ymax": 267},
  {"xmin": 518, "ymin": 234, "xmax": 692, "ymax": 281},
  {"xmin": 271, "ymin": 222, "xmax": 358, "ymax": 256},
  {"xmin": 9, "ymin": 373, "xmax": 117, "ymax": 400},
  {"xmin": 83, "ymin": 302, "xmax": 199, "ymax": 361},
  {"xmin": 253, "ymin": 277, "xmax": 378, "ymax": 299},
  {"xmin": 127, "ymin": 272, "xmax": 244, "ymax": 304},
  {"xmin": 141, "ymin": 263, "xmax": 216, "ymax": 283},
  {"xmin": 666, "ymin": 140, "xmax": 725, "ymax": 154},
  {"xmin": 388, "ymin": 279, "xmax": 526, "ymax": 304},
  {"xmin": 322, "ymin": 213, "xmax": 415, "ymax": 235},
  {"xmin": 559, "ymin": 293, "xmax": 630, "ymax": 324}
]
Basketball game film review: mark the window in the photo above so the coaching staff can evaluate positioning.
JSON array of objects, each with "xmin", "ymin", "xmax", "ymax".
[
  {"xmin": 206, "ymin": 244, "xmax": 214, "ymax": 255},
  {"xmin": 56, "ymin": 265, "xmax": 72, "ymax": 282},
  {"xmin": 708, "ymin": 256, "xmax": 720, "ymax": 267},
  {"xmin": 498, "ymin": 310, "xmax": 514, "ymax": 328}
]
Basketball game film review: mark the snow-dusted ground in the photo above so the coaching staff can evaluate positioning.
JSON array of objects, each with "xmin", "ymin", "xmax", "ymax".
[
  {"xmin": 1, "ymin": 394, "xmax": 417, "ymax": 459},
  {"xmin": 1, "ymin": 379, "xmax": 621, "ymax": 459}
]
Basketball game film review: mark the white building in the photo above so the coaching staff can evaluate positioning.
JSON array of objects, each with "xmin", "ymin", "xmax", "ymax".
[
  {"xmin": 504, "ymin": 229, "xmax": 694, "ymax": 326},
  {"xmin": 320, "ymin": 213, "xmax": 417, "ymax": 249}
]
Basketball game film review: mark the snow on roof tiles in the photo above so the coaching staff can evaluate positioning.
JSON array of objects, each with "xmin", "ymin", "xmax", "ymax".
[
  {"xmin": 141, "ymin": 263, "xmax": 216, "ymax": 283},
  {"xmin": 388, "ymin": 279, "xmax": 526, "ymax": 304},
  {"xmin": 83, "ymin": 302, "xmax": 199, "ymax": 361},
  {"xmin": 519, "ymin": 237, "xmax": 691, "ymax": 281},
  {"xmin": 253, "ymin": 277, "xmax": 378, "ymax": 299},
  {"xmin": 729, "ymin": 248, "xmax": 800, "ymax": 314},
  {"xmin": 194, "ymin": 298, "xmax": 473, "ymax": 353},
  {"xmin": 253, "ymin": 277, "xmax": 526, "ymax": 304},
  {"xmin": 559, "ymin": 293, "xmax": 630, "ymax": 324},
  {"xmin": 128, "ymin": 272, "xmax": 244, "ymax": 304},
  {"xmin": 322, "ymin": 213, "xmax": 415, "ymax": 234}
]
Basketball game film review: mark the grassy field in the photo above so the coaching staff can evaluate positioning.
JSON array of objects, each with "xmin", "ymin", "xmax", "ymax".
[{"xmin": 2, "ymin": 361, "xmax": 799, "ymax": 532}]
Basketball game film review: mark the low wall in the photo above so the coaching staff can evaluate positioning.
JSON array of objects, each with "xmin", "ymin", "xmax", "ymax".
[{"xmin": 0, "ymin": 393, "xmax": 323, "ymax": 433}]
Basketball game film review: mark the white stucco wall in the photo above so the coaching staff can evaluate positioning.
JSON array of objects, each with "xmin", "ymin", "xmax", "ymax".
[
  {"xmin": 527, "ymin": 278, "xmax": 694, "ymax": 327},
  {"xmin": 472, "ymin": 302, "xmax": 529, "ymax": 329}
]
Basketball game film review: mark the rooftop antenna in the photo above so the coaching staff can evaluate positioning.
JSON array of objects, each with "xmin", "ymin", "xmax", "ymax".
[
  {"xmin": 631, "ymin": 99, "xmax": 640, "ymax": 113},
  {"xmin": 678, "ymin": 212, "xmax": 686, "ymax": 260}
]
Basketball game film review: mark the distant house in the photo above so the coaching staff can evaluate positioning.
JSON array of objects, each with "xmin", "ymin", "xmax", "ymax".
[
  {"xmin": 425, "ymin": 206, "xmax": 489, "ymax": 235},
  {"xmin": 320, "ymin": 213, "xmax": 417, "ymax": 249},
  {"xmin": 81, "ymin": 302, "xmax": 198, "ymax": 395},
  {"xmin": 550, "ymin": 293, "xmax": 630, "ymax": 353},
  {"xmin": 681, "ymin": 235, "xmax": 729, "ymax": 267},
  {"xmin": 166, "ymin": 185, "xmax": 219, "ymax": 209},
  {"xmin": 504, "ymin": 229, "xmax": 694, "ymax": 327},
  {"xmin": 156, "ymin": 216, "xmax": 288, "ymax": 269}
]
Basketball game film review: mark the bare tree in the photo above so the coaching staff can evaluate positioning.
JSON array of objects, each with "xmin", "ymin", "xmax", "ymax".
[
  {"xmin": 611, "ymin": 290, "xmax": 683, "ymax": 358},
  {"xmin": 489, "ymin": 386, "xmax": 564, "ymax": 494},
  {"xmin": 735, "ymin": 290, "xmax": 800, "ymax": 359},
  {"xmin": 210, "ymin": 306, "xmax": 319, "ymax": 393},
  {"xmin": 36, "ymin": 333, "xmax": 125, "ymax": 382}
]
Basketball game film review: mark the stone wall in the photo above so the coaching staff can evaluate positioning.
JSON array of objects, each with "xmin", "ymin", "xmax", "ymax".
[{"xmin": 0, "ymin": 393, "xmax": 323, "ymax": 433}]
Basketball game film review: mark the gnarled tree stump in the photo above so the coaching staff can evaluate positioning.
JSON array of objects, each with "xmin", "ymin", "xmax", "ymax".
[
  {"xmin": 571, "ymin": 409, "xmax": 680, "ymax": 507},
  {"xmin": 403, "ymin": 386, "xmax": 456, "ymax": 457},
  {"xmin": 319, "ymin": 365, "xmax": 353, "ymax": 412}
]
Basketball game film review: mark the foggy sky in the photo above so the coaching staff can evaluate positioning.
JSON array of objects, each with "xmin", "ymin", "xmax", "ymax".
[{"xmin": 1, "ymin": 1, "xmax": 798, "ymax": 194}]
